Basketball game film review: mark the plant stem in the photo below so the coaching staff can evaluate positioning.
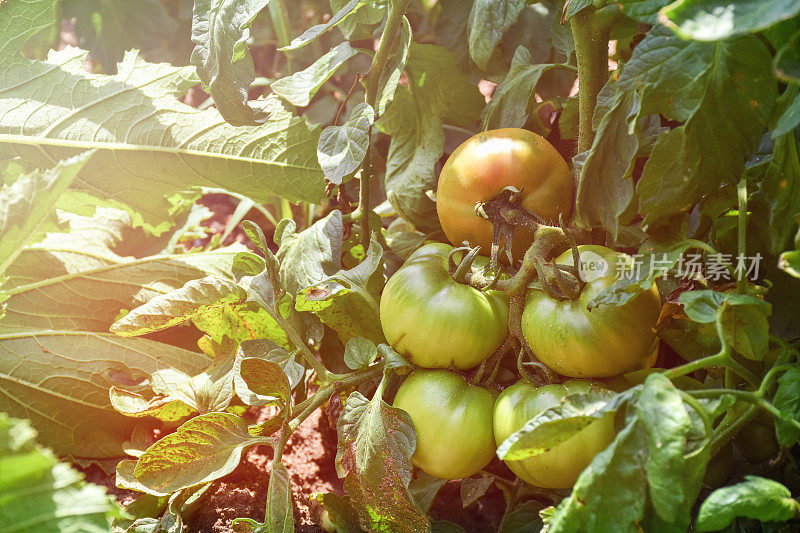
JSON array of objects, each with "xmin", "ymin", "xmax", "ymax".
[
  {"xmin": 736, "ymin": 177, "xmax": 748, "ymax": 294},
  {"xmin": 570, "ymin": 6, "xmax": 614, "ymax": 152},
  {"xmin": 708, "ymin": 404, "xmax": 757, "ymax": 457},
  {"xmin": 356, "ymin": 0, "xmax": 411, "ymax": 252},
  {"xmin": 663, "ymin": 352, "xmax": 727, "ymax": 379}
]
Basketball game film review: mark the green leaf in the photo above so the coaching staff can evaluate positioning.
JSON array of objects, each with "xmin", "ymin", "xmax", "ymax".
[
  {"xmin": 717, "ymin": 294, "xmax": 771, "ymax": 360},
  {"xmin": 548, "ymin": 418, "xmax": 648, "ymax": 532},
  {"xmin": 435, "ymin": 0, "xmax": 472, "ymax": 65},
  {"xmin": 773, "ymin": 92, "xmax": 800, "ymax": 138},
  {"xmin": 336, "ymin": 390, "xmax": 430, "ymax": 532},
  {"xmin": 637, "ymin": 374, "xmax": 692, "ymax": 524},
  {"xmin": 408, "ymin": 470, "xmax": 448, "ymax": 513},
  {"xmin": 330, "ymin": 0, "xmax": 386, "ymax": 41},
  {"xmin": 460, "ymin": 473, "xmax": 494, "ymax": 508},
  {"xmin": 296, "ymin": 238, "xmax": 385, "ymax": 344},
  {"xmin": 266, "ymin": 461, "xmax": 294, "ymax": 533},
  {"xmin": 238, "ymin": 338, "xmax": 305, "ymax": 391},
  {"xmin": 498, "ymin": 500, "xmax": 545, "ymax": 533},
  {"xmin": 696, "ymin": 476, "xmax": 800, "ymax": 532},
  {"xmin": 275, "ymin": 210, "xmax": 344, "ymax": 296},
  {"xmin": 0, "ymin": 151, "xmax": 92, "ymax": 277},
  {"xmin": 110, "ymin": 276, "xmax": 290, "ymax": 346},
  {"xmin": 62, "ymin": 0, "xmax": 177, "ymax": 72},
  {"xmin": 0, "ymin": 7, "xmax": 324, "ymax": 232},
  {"xmin": 377, "ymin": 43, "xmax": 484, "ymax": 232},
  {"xmin": 467, "ymin": 0, "xmax": 525, "ymax": 70},
  {"xmin": 496, "ymin": 388, "xmax": 621, "ymax": 461},
  {"xmin": 575, "ymin": 83, "xmax": 663, "ymax": 236},
  {"xmin": 774, "ymin": 29, "xmax": 800, "ymax": 83},
  {"xmin": 750, "ymin": 129, "xmax": 800, "ymax": 254},
  {"xmin": 271, "ymin": 42, "xmax": 360, "ymax": 107},
  {"xmin": 234, "ymin": 357, "xmax": 291, "ymax": 407},
  {"xmin": 619, "ymin": 0, "xmax": 671, "ymax": 24},
  {"xmin": 662, "ymin": 0, "xmax": 800, "ymax": 41},
  {"xmin": 317, "ymin": 103, "xmax": 374, "ymax": 185},
  {"xmin": 343, "ymin": 336, "xmax": 378, "ymax": 370},
  {"xmin": 617, "ymin": 26, "xmax": 776, "ymax": 227},
  {"xmin": 679, "ymin": 290, "xmax": 727, "ymax": 323},
  {"xmin": 135, "ymin": 412, "xmax": 271, "ymax": 493},
  {"xmin": 115, "ymin": 459, "xmax": 169, "ymax": 497},
  {"xmin": 281, "ymin": 0, "xmax": 372, "ymax": 50},
  {"xmin": 0, "ymin": 330, "xmax": 211, "ymax": 458},
  {"xmin": 376, "ymin": 16, "xmax": 412, "ymax": 116},
  {"xmin": 190, "ymin": 0, "xmax": 271, "ymax": 125},
  {"xmin": 109, "ymin": 386, "xmax": 196, "ymax": 423},
  {"xmin": 773, "ymin": 367, "xmax": 800, "ymax": 446},
  {"xmin": 3, "ymin": 209, "xmax": 249, "ymax": 331},
  {"xmin": 0, "ymin": 414, "xmax": 119, "ymax": 532},
  {"xmin": 482, "ymin": 47, "xmax": 564, "ymax": 130}
]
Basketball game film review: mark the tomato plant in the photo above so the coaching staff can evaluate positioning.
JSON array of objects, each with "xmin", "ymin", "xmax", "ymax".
[
  {"xmin": 380, "ymin": 242, "xmax": 509, "ymax": 369},
  {"xmin": 436, "ymin": 128, "xmax": 573, "ymax": 258},
  {"xmin": 521, "ymin": 245, "xmax": 662, "ymax": 378},
  {"xmin": 2, "ymin": 0, "xmax": 800, "ymax": 532},
  {"xmin": 393, "ymin": 369, "xmax": 496, "ymax": 480},
  {"xmin": 493, "ymin": 380, "xmax": 616, "ymax": 488}
]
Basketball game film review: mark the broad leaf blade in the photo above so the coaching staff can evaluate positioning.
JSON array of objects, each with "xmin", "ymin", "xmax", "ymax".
[
  {"xmin": 135, "ymin": 412, "xmax": 270, "ymax": 493},
  {"xmin": 662, "ymin": 0, "xmax": 800, "ymax": 41},
  {"xmin": 317, "ymin": 103, "xmax": 374, "ymax": 185},
  {"xmin": 696, "ymin": 476, "xmax": 800, "ymax": 532},
  {"xmin": 190, "ymin": 0, "xmax": 271, "ymax": 125},
  {"xmin": 271, "ymin": 42, "xmax": 360, "ymax": 107}
]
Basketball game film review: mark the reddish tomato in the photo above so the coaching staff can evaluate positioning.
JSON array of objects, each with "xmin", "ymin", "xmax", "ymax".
[{"xmin": 436, "ymin": 128, "xmax": 574, "ymax": 258}]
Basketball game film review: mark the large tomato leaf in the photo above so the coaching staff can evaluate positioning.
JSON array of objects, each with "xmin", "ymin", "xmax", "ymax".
[
  {"xmin": 0, "ymin": 331, "xmax": 211, "ymax": 458},
  {"xmin": 696, "ymin": 476, "xmax": 800, "ymax": 532},
  {"xmin": 662, "ymin": 0, "xmax": 800, "ymax": 41},
  {"xmin": 336, "ymin": 389, "xmax": 430, "ymax": 532},
  {"xmin": 467, "ymin": 0, "xmax": 525, "ymax": 70},
  {"xmin": 317, "ymin": 103, "xmax": 374, "ymax": 185}
]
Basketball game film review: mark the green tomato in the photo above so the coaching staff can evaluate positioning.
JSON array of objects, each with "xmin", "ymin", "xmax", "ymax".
[
  {"xmin": 522, "ymin": 245, "xmax": 662, "ymax": 378},
  {"xmin": 380, "ymin": 242, "xmax": 509, "ymax": 369},
  {"xmin": 493, "ymin": 380, "xmax": 616, "ymax": 489},
  {"xmin": 393, "ymin": 370, "xmax": 497, "ymax": 479}
]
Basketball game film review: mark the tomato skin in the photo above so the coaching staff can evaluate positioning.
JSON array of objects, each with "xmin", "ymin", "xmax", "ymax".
[
  {"xmin": 394, "ymin": 370, "xmax": 497, "ymax": 479},
  {"xmin": 436, "ymin": 128, "xmax": 574, "ymax": 258},
  {"xmin": 522, "ymin": 245, "xmax": 661, "ymax": 378},
  {"xmin": 380, "ymin": 243, "xmax": 509, "ymax": 370},
  {"xmin": 493, "ymin": 380, "xmax": 616, "ymax": 489}
]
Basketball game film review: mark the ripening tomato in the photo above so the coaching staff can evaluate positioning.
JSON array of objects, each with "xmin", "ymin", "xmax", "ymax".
[
  {"xmin": 522, "ymin": 245, "xmax": 662, "ymax": 378},
  {"xmin": 380, "ymin": 243, "xmax": 509, "ymax": 370},
  {"xmin": 394, "ymin": 370, "xmax": 497, "ymax": 479},
  {"xmin": 493, "ymin": 380, "xmax": 616, "ymax": 488},
  {"xmin": 436, "ymin": 128, "xmax": 574, "ymax": 258}
]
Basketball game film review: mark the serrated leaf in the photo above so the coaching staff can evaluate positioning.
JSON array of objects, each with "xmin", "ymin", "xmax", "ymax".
[
  {"xmin": 547, "ymin": 419, "xmax": 648, "ymax": 532},
  {"xmin": 1, "ymin": 3, "xmax": 324, "ymax": 232},
  {"xmin": 336, "ymin": 389, "xmax": 429, "ymax": 532},
  {"xmin": 467, "ymin": 0, "xmax": 525, "ymax": 70},
  {"xmin": 0, "ymin": 331, "xmax": 211, "ymax": 458},
  {"xmin": 272, "ymin": 42, "xmax": 360, "ymax": 107},
  {"xmin": 409, "ymin": 471, "xmax": 448, "ymax": 513},
  {"xmin": 696, "ymin": 476, "xmax": 800, "ymax": 532},
  {"xmin": 234, "ymin": 357, "xmax": 291, "ymax": 407},
  {"xmin": 0, "ymin": 414, "xmax": 119, "ymax": 532},
  {"xmin": 110, "ymin": 276, "xmax": 290, "ymax": 346},
  {"xmin": 63, "ymin": 0, "xmax": 178, "ymax": 72},
  {"xmin": 281, "ymin": 0, "xmax": 372, "ymax": 50},
  {"xmin": 496, "ymin": 388, "xmax": 621, "ymax": 461},
  {"xmin": 377, "ymin": 44, "xmax": 484, "ymax": 232},
  {"xmin": 376, "ymin": 16, "xmax": 411, "ymax": 116},
  {"xmin": 617, "ymin": 26, "xmax": 776, "ymax": 227},
  {"xmin": 0, "ymin": 152, "xmax": 92, "ymax": 277},
  {"xmin": 662, "ymin": 0, "xmax": 800, "ymax": 42},
  {"xmin": 773, "ymin": 367, "xmax": 800, "ymax": 446},
  {"xmin": 343, "ymin": 336, "xmax": 378, "ymax": 370},
  {"xmin": 482, "ymin": 47, "xmax": 562, "ymax": 130},
  {"xmin": 238, "ymin": 338, "xmax": 305, "ymax": 391},
  {"xmin": 461, "ymin": 473, "xmax": 493, "ymax": 508},
  {"xmin": 275, "ymin": 210, "xmax": 343, "ymax": 296},
  {"xmin": 135, "ymin": 412, "xmax": 271, "ymax": 493},
  {"xmin": 3, "ymin": 209, "xmax": 249, "ymax": 331},
  {"xmin": 637, "ymin": 374, "xmax": 691, "ymax": 523},
  {"xmin": 190, "ymin": 0, "xmax": 270, "ymax": 125},
  {"xmin": 317, "ymin": 103, "xmax": 374, "ymax": 185}
]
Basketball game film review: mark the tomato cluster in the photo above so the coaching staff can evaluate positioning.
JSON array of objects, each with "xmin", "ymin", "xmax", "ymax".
[{"xmin": 381, "ymin": 128, "xmax": 662, "ymax": 485}]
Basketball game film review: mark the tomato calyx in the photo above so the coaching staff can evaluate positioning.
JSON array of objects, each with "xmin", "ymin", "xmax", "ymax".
[{"xmin": 476, "ymin": 186, "xmax": 546, "ymax": 270}]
